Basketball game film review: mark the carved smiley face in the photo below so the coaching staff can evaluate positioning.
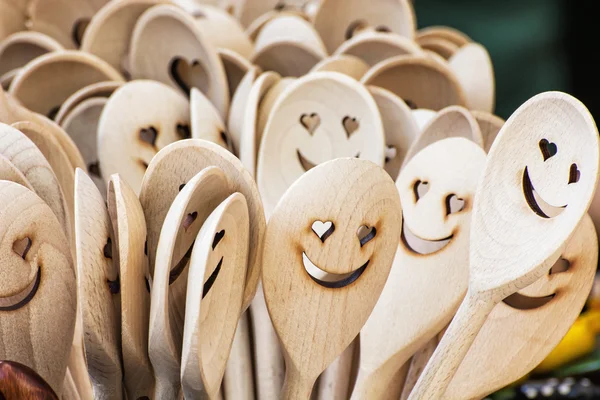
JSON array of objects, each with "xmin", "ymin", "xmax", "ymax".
[{"xmin": 257, "ymin": 72, "xmax": 385, "ymax": 214}]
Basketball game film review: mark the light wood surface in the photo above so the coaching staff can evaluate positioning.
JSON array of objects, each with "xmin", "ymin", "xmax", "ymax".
[
  {"xmin": 252, "ymin": 41, "xmax": 323, "ymax": 78},
  {"xmin": 223, "ymin": 311, "xmax": 256, "ymax": 400},
  {"xmin": 417, "ymin": 37, "xmax": 458, "ymax": 60},
  {"xmin": 310, "ymin": 55, "xmax": 370, "ymax": 81},
  {"xmin": 55, "ymin": 81, "xmax": 121, "ymax": 126},
  {"xmin": 471, "ymin": 110, "xmax": 504, "ymax": 153},
  {"xmin": 139, "ymin": 139, "xmax": 266, "ymax": 310},
  {"xmin": 0, "ymin": 0, "xmax": 27, "ymax": 42},
  {"xmin": 334, "ymin": 31, "xmax": 422, "ymax": 67},
  {"xmin": 0, "ymin": 31, "xmax": 63, "ymax": 77},
  {"xmin": 317, "ymin": 338, "xmax": 357, "ymax": 400},
  {"xmin": 246, "ymin": 9, "xmax": 308, "ymax": 41},
  {"xmin": 362, "ymin": 55, "xmax": 466, "ymax": 111},
  {"xmin": 0, "ymin": 180, "xmax": 76, "ymax": 396},
  {"xmin": 352, "ymin": 138, "xmax": 486, "ymax": 400},
  {"xmin": 263, "ymin": 158, "xmax": 402, "ymax": 399},
  {"xmin": 107, "ymin": 175, "xmax": 155, "ymax": 399},
  {"xmin": 415, "ymin": 26, "xmax": 471, "ymax": 48},
  {"xmin": 181, "ymin": 193, "xmax": 249, "ymax": 399},
  {"xmin": 254, "ymin": 14, "xmax": 326, "ymax": 57},
  {"xmin": 129, "ymin": 3, "xmax": 230, "ymax": 119},
  {"xmin": 0, "ymin": 152, "xmax": 34, "ymax": 190},
  {"xmin": 257, "ymin": 71, "xmax": 385, "ymax": 215},
  {"xmin": 219, "ymin": 48, "xmax": 254, "ymax": 99},
  {"xmin": 408, "ymin": 91, "xmax": 600, "ymax": 399},
  {"xmin": 400, "ymin": 337, "xmax": 438, "ymax": 400},
  {"xmin": 190, "ymin": 87, "xmax": 233, "ymax": 151},
  {"xmin": 228, "ymin": 66, "xmax": 260, "ymax": 155},
  {"xmin": 97, "ymin": 79, "xmax": 190, "ymax": 194},
  {"xmin": 449, "ymin": 43, "xmax": 495, "ymax": 113},
  {"xmin": 445, "ymin": 213, "xmax": 598, "ymax": 399},
  {"xmin": 74, "ymin": 169, "xmax": 123, "ymax": 400}
]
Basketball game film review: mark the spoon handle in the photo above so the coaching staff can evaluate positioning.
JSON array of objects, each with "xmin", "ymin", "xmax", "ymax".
[
  {"xmin": 408, "ymin": 290, "xmax": 495, "ymax": 400},
  {"xmin": 281, "ymin": 365, "xmax": 316, "ymax": 400}
]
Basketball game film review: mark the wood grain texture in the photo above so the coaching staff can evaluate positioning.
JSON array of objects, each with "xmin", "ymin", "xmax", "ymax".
[
  {"xmin": 74, "ymin": 169, "xmax": 122, "ymax": 400},
  {"xmin": 352, "ymin": 138, "xmax": 486, "ymax": 400},
  {"xmin": 0, "ymin": 152, "xmax": 34, "ymax": 190},
  {"xmin": 0, "ymin": 180, "xmax": 76, "ymax": 396},
  {"xmin": 107, "ymin": 175, "xmax": 154, "ymax": 399},
  {"xmin": 409, "ymin": 91, "xmax": 600, "ymax": 399},
  {"xmin": 263, "ymin": 158, "xmax": 402, "ymax": 399}
]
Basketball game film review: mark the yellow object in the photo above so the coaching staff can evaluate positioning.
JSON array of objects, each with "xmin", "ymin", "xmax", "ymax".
[{"xmin": 533, "ymin": 310, "xmax": 600, "ymax": 373}]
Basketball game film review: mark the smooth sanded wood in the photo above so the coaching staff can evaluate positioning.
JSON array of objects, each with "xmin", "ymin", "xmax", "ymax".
[
  {"xmin": 409, "ymin": 91, "xmax": 600, "ymax": 399},
  {"xmin": 228, "ymin": 66, "xmax": 260, "ymax": 155},
  {"xmin": 352, "ymin": 138, "xmax": 486, "ymax": 400},
  {"xmin": 263, "ymin": 158, "xmax": 402, "ymax": 399},
  {"xmin": 252, "ymin": 41, "xmax": 323, "ymax": 78},
  {"xmin": 74, "ymin": 169, "xmax": 122, "ymax": 400},
  {"xmin": 0, "ymin": 31, "xmax": 63, "ymax": 77},
  {"xmin": 223, "ymin": 311, "xmax": 256, "ymax": 400},
  {"xmin": 334, "ymin": 31, "xmax": 422, "ymax": 67},
  {"xmin": 219, "ymin": 48, "xmax": 254, "ymax": 99},
  {"xmin": 310, "ymin": 55, "xmax": 370, "ymax": 81},
  {"xmin": 471, "ymin": 110, "xmax": 504, "ymax": 153},
  {"xmin": 181, "ymin": 193, "xmax": 250, "ymax": 399},
  {"xmin": 254, "ymin": 14, "xmax": 326, "ymax": 57},
  {"xmin": 448, "ymin": 43, "xmax": 495, "ymax": 113},
  {"xmin": 0, "ymin": 152, "xmax": 33, "ymax": 190},
  {"xmin": 415, "ymin": 26, "xmax": 471, "ymax": 48},
  {"xmin": 190, "ymin": 87, "xmax": 233, "ymax": 151},
  {"xmin": 107, "ymin": 175, "xmax": 154, "ymax": 399},
  {"xmin": 54, "ymin": 81, "xmax": 120, "ymax": 125},
  {"xmin": 0, "ymin": 181, "xmax": 76, "ymax": 396}
]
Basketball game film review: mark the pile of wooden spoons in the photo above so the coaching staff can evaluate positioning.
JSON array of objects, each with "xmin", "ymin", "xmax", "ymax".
[{"xmin": 0, "ymin": 1, "xmax": 599, "ymax": 400}]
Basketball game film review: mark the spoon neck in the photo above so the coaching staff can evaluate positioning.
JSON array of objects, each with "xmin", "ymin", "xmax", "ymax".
[{"xmin": 281, "ymin": 366, "xmax": 315, "ymax": 400}]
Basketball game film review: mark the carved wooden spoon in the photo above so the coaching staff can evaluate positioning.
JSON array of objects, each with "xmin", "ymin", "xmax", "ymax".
[
  {"xmin": 263, "ymin": 158, "xmax": 402, "ymax": 399},
  {"xmin": 408, "ymin": 91, "xmax": 600, "ymax": 399}
]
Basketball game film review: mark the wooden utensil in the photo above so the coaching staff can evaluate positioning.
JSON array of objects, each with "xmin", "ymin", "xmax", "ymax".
[
  {"xmin": 148, "ymin": 166, "xmax": 231, "ymax": 398},
  {"xmin": 54, "ymin": 80, "xmax": 121, "ymax": 125},
  {"xmin": 181, "ymin": 192, "xmax": 250, "ymax": 399},
  {"xmin": 223, "ymin": 311, "xmax": 255, "ymax": 400},
  {"xmin": 368, "ymin": 86, "xmax": 420, "ymax": 180},
  {"xmin": 80, "ymin": 0, "xmax": 167, "ymax": 76},
  {"xmin": 408, "ymin": 91, "xmax": 600, "ymax": 399},
  {"xmin": 139, "ymin": 139, "xmax": 265, "ymax": 310},
  {"xmin": 219, "ymin": 48, "xmax": 254, "ymax": 98},
  {"xmin": 334, "ymin": 31, "xmax": 422, "ymax": 67},
  {"xmin": 415, "ymin": 26, "xmax": 471, "ymax": 48},
  {"xmin": 9, "ymin": 50, "xmax": 123, "ymax": 118},
  {"xmin": 236, "ymin": 0, "xmax": 299, "ymax": 28},
  {"xmin": 228, "ymin": 66, "xmax": 261, "ymax": 154},
  {"xmin": 417, "ymin": 37, "xmax": 458, "ymax": 60},
  {"xmin": 0, "ymin": 0, "xmax": 26, "ymax": 42},
  {"xmin": 106, "ymin": 175, "xmax": 154, "ymax": 399},
  {"xmin": 445, "ymin": 213, "xmax": 598, "ymax": 400},
  {"xmin": 412, "ymin": 109, "xmax": 437, "ymax": 131},
  {"xmin": 62, "ymin": 369, "xmax": 80, "ymax": 400},
  {"xmin": 313, "ymin": 0, "xmax": 415, "ymax": 53},
  {"xmin": 190, "ymin": 87, "xmax": 233, "ymax": 152},
  {"xmin": 403, "ymin": 105, "xmax": 483, "ymax": 167},
  {"xmin": 310, "ymin": 55, "xmax": 370, "ymax": 81},
  {"xmin": 449, "ymin": 43, "xmax": 495, "ymax": 113},
  {"xmin": 351, "ymin": 137, "xmax": 486, "ymax": 399},
  {"xmin": 129, "ymin": 3, "xmax": 229, "ymax": 119},
  {"xmin": 361, "ymin": 55, "xmax": 466, "ymax": 111},
  {"xmin": 0, "ymin": 152, "xmax": 34, "ymax": 190},
  {"xmin": 252, "ymin": 41, "xmax": 324, "ymax": 78},
  {"xmin": 245, "ymin": 9, "xmax": 307, "ymax": 41},
  {"xmin": 255, "ymin": 76, "xmax": 293, "ymax": 146},
  {"xmin": 471, "ymin": 110, "xmax": 504, "ymax": 152},
  {"xmin": 74, "ymin": 169, "xmax": 123, "ymax": 399},
  {"xmin": 254, "ymin": 14, "xmax": 327, "ymax": 58},
  {"xmin": 0, "ymin": 180, "xmax": 76, "ymax": 397},
  {"xmin": 0, "ymin": 361, "xmax": 59, "ymax": 400},
  {"xmin": 262, "ymin": 158, "xmax": 402, "ymax": 399},
  {"xmin": 0, "ymin": 31, "xmax": 63, "ymax": 79},
  {"xmin": 257, "ymin": 72, "xmax": 385, "ymax": 214},
  {"xmin": 317, "ymin": 337, "xmax": 358, "ymax": 400},
  {"xmin": 97, "ymin": 79, "xmax": 190, "ymax": 194}
]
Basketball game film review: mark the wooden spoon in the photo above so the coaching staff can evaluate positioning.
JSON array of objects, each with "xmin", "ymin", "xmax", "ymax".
[
  {"xmin": 219, "ymin": 48, "xmax": 254, "ymax": 98},
  {"xmin": 106, "ymin": 174, "xmax": 154, "ymax": 399},
  {"xmin": 334, "ymin": 31, "xmax": 422, "ymax": 67},
  {"xmin": 310, "ymin": 55, "xmax": 370, "ymax": 81},
  {"xmin": 223, "ymin": 311, "xmax": 255, "ymax": 400},
  {"xmin": 9, "ymin": 50, "xmax": 123, "ymax": 118},
  {"xmin": 148, "ymin": 166, "xmax": 231, "ymax": 398},
  {"xmin": 0, "ymin": 0, "xmax": 27, "ymax": 42},
  {"xmin": 416, "ymin": 26, "xmax": 471, "ymax": 48},
  {"xmin": 403, "ymin": 105, "xmax": 483, "ymax": 167},
  {"xmin": 0, "ymin": 31, "xmax": 63, "ymax": 78},
  {"xmin": 408, "ymin": 91, "xmax": 600, "ymax": 399},
  {"xmin": 445, "ymin": 213, "xmax": 598, "ymax": 400},
  {"xmin": 417, "ymin": 37, "xmax": 459, "ymax": 60},
  {"xmin": 237, "ymin": 0, "xmax": 301, "ymax": 28},
  {"xmin": 257, "ymin": 71, "xmax": 385, "ymax": 215},
  {"xmin": 0, "ymin": 361, "xmax": 59, "ymax": 400},
  {"xmin": 362, "ymin": 55, "xmax": 466, "ymax": 111},
  {"xmin": 97, "ymin": 79, "xmax": 190, "ymax": 194},
  {"xmin": 0, "ymin": 152, "xmax": 34, "ymax": 190},
  {"xmin": 74, "ymin": 169, "xmax": 122, "ymax": 400},
  {"xmin": 0, "ymin": 180, "xmax": 76, "ymax": 397},
  {"xmin": 252, "ymin": 41, "xmax": 324, "ymax": 78},
  {"xmin": 255, "ymin": 76, "xmax": 294, "ymax": 149},
  {"xmin": 449, "ymin": 43, "xmax": 495, "ymax": 113},
  {"xmin": 352, "ymin": 137, "xmax": 486, "ymax": 400},
  {"xmin": 139, "ymin": 139, "xmax": 265, "ymax": 310},
  {"xmin": 313, "ymin": 0, "xmax": 415, "ymax": 53},
  {"xmin": 181, "ymin": 192, "xmax": 250, "ymax": 399},
  {"xmin": 0, "ymin": 69, "xmax": 18, "ymax": 90},
  {"xmin": 228, "ymin": 66, "xmax": 261, "ymax": 155},
  {"xmin": 190, "ymin": 87, "xmax": 233, "ymax": 152},
  {"xmin": 471, "ymin": 110, "xmax": 504, "ymax": 152},
  {"xmin": 54, "ymin": 80, "xmax": 121, "ymax": 125},
  {"xmin": 245, "ymin": 9, "xmax": 307, "ymax": 41},
  {"xmin": 254, "ymin": 14, "xmax": 327, "ymax": 58},
  {"xmin": 80, "ymin": 0, "xmax": 167, "ymax": 77},
  {"xmin": 129, "ymin": 3, "xmax": 229, "ymax": 119},
  {"xmin": 412, "ymin": 109, "xmax": 437, "ymax": 132},
  {"xmin": 262, "ymin": 157, "xmax": 402, "ymax": 399}
]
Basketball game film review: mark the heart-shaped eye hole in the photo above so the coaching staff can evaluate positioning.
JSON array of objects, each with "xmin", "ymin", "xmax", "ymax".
[
  {"xmin": 342, "ymin": 116, "xmax": 359, "ymax": 138},
  {"xmin": 139, "ymin": 126, "xmax": 158, "ymax": 147},
  {"xmin": 549, "ymin": 258, "xmax": 570, "ymax": 275},
  {"xmin": 176, "ymin": 123, "xmax": 191, "ymax": 139},
  {"xmin": 568, "ymin": 163, "xmax": 580, "ymax": 184},
  {"xmin": 385, "ymin": 145, "xmax": 397, "ymax": 163},
  {"xmin": 345, "ymin": 20, "xmax": 368, "ymax": 40},
  {"xmin": 169, "ymin": 57, "xmax": 209, "ymax": 95},
  {"xmin": 445, "ymin": 194, "xmax": 465, "ymax": 215},
  {"xmin": 357, "ymin": 225, "xmax": 376, "ymax": 247},
  {"xmin": 539, "ymin": 138, "xmax": 558, "ymax": 161},
  {"xmin": 300, "ymin": 113, "xmax": 320, "ymax": 134},
  {"xmin": 103, "ymin": 237, "xmax": 113, "ymax": 259},
  {"xmin": 13, "ymin": 237, "xmax": 32, "ymax": 260},
  {"xmin": 413, "ymin": 180, "xmax": 429, "ymax": 201},
  {"xmin": 212, "ymin": 230, "xmax": 225, "ymax": 250},
  {"xmin": 182, "ymin": 211, "xmax": 198, "ymax": 231},
  {"xmin": 312, "ymin": 220, "xmax": 335, "ymax": 242}
]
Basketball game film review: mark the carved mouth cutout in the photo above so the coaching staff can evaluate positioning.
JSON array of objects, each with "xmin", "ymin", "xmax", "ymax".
[
  {"xmin": 302, "ymin": 252, "xmax": 368, "ymax": 288},
  {"xmin": 401, "ymin": 220, "xmax": 452, "ymax": 255},
  {"xmin": 0, "ymin": 238, "xmax": 41, "ymax": 311},
  {"xmin": 522, "ymin": 167, "xmax": 567, "ymax": 218},
  {"xmin": 202, "ymin": 229, "xmax": 225, "ymax": 299},
  {"xmin": 297, "ymin": 149, "xmax": 361, "ymax": 172}
]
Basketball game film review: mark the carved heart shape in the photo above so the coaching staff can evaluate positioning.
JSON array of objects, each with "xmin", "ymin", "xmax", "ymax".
[
  {"xmin": 357, "ymin": 225, "xmax": 376, "ymax": 247},
  {"xmin": 139, "ymin": 126, "xmax": 158, "ymax": 147},
  {"xmin": 569, "ymin": 163, "xmax": 581, "ymax": 184},
  {"xmin": 300, "ymin": 113, "xmax": 321, "ymax": 134},
  {"xmin": 414, "ymin": 180, "xmax": 429, "ymax": 200},
  {"xmin": 343, "ymin": 116, "xmax": 359, "ymax": 137},
  {"xmin": 446, "ymin": 194, "xmax": 465, "ymax": 215},
  {"xmin": 539, "ymin": 138, "xmax": 558, "ymax": 161},
  {"xmin": 169, "ymin": 57, "xmax": 209, "ymax": 95},
  {"xmin": 311, "ymin": 220, "xmax": 335, "ymax": 242}
]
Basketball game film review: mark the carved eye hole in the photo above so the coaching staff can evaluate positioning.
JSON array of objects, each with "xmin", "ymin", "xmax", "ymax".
[
  {"xmin": 311, "ymin": 220, "xmax": 335, "ymax": 242},
  {"xmin": 72, "ymin": 18, "xmax": 90, "ymax": 47},
  {"xmin": 139, "ymin": 126, "xmax": 158, "ymax": 147},
  {"xmin": 345, "ymin": 20, "xmax": 368, "ymax": 40},
  {"xmin": 212, "ymin": 230, "xmax": 225, "ymax": 250},
  {"xmin": 374, "ymin": 25, "xmax": 391, "ymax": 33},
  {"xmin": 539, "ymin": 139, "xmax": 557, "ymax": 161},
  {"xmin": 13, "ymin": 237, "xmax": 32, "ymax": 259},
  {"xmin": 413, "ymin": 180, "xmax": 429, "ymax": 201},
  {"xmin": 342, "ymin": 116, "xmax": 359, "ymax": 138},
  {"xmin": 182, "ymin": 211, "xmax": 198, "ymax": 231},
  {"xmin": 445, "ymin": 194, "xmax": 465, "ymax": 215},
  {"xmin": 357, "ymin": 225, "xmax": 376, "ymax": 247},
  {"xmin": 568, "ymin": 163, "xmax": 580, "ymax": 184},
  {"xmin": 549, "ymin": 258, "xmax": 570, "ymax": 275},
  {"xmin": 176, "ymin": 123, "xmax": 191, "ymax": 139},
  {"xmin": 300, "ymin": 113, "xmax": 320, "ymax": 135}
]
